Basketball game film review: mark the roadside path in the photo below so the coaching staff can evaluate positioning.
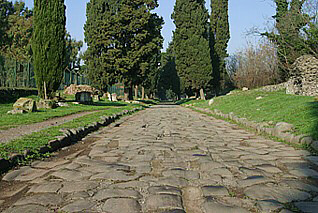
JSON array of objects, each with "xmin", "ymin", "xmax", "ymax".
[
  {"xmin": 1, "ymin": 105, "xmax": 318, "ymax": 212},
  {"xmin": 0, "ymin": 110, "xmax": 99, "ymax": 143}
]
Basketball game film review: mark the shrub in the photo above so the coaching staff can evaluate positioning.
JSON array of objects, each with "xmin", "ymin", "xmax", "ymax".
[{"xmin": 231, "ymin": 39, "xmax": 280, "ymax": 89}]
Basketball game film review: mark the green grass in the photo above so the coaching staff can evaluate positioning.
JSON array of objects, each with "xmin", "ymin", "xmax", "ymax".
[
  {"xmin": 0, "ymin": 104, "xmax": 140, "ymax": 159},
  {"xmin": 180, "ymin": 90, "xmax": 318, "ymax": 140},
  {"xmin": 0, "ymin": 98, "xmax": 128, "ymax": 130}
]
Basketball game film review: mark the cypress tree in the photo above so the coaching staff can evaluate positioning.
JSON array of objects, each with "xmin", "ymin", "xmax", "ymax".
[
  {"xmin": 172, "ymin": 0, "xmax": 212, "ymax": 99},
  {"xmin": 32, "ymin": 0, "xmax": 66, "ymax": 99},
  {"xmin": 84, "ymin": 0, "xmax": 121, "ymax": 92},
  {"xmin": 210, "ymin": 0, "xmax": 230, "ymax": 94}
]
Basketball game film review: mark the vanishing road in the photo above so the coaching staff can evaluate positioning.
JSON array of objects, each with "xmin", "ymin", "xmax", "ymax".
[{"xmin": 1, "ymin": 105, "xmax": 318, "ymax": 213}]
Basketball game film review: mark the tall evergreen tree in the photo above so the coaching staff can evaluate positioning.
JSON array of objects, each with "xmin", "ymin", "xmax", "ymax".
[
  {"xmin": 85, "ymin": 0, "xmax": 163, "ymax": 100},
  {"xmin": 210, "ymin": 0, "xmax": 230, "ymax": 94},
  {"xmin": 32, "ymin": 0, "xmax": 66, "ymax": 99},
  {"xmin": 172, "ymin": 0, "xmax": 212, "ymax": 100},
  {"xmin": 0, "ymin": 0, "xmax": 13, "ymax": 49},
  {"xmin": 84, "ymin": 0, "xmax": 121, "ymax": 92}
]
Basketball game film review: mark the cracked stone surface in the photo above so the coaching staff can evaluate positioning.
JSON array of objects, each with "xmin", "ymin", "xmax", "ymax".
[{"xmin": 1, "ymin": 105, "xmax": 318, "ymax": 213}]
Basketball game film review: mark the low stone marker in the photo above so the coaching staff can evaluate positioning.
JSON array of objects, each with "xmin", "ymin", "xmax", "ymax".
[
  {"xmin": 75, "ymin": 92, "xmax": 93, "ymax": 103},
  {"xmin": 111, "ymin": 93, "xmax": 118, "ymax": 102},
  {"xmin": 37, "ymin": 99, "xmax": 57, "ymax": 109},
  {"xmin": 8, "ymin": 98, "xmax": 37, "ymax": 114}
]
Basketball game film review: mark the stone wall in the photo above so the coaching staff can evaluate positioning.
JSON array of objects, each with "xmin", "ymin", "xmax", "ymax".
[
  {"xmin": 286, "ymin": 55, "xmax": 318, "ymax": 96},
  {"xmin": 256, "ymin": 82, "xmax": 287, "ymax": 92},
  {"xmin": 0, "ymin": 88, "xmax": 38, "ymax": 103}
]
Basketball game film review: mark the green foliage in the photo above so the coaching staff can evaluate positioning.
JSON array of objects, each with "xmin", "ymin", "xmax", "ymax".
[
  {"xmin": 4, "ymin": 1, "xmax": 33, "ymax": 61},
  {"xmin": 157, "ymin": 43, "xmax": 180, "ymax": 100},
  {"xmin": 210, "ymin": 0, "xmax": 230, "ymax": 93},
  {"xmin": 32, "ymin": 0, "xmax": 66, "ymax": 99},
  {"xmin": 264, "ymin": 0, "xmax": 317, "ymax": 81},
  {"xmin": 84, "ymin": 0, "xmax": 163, "ymax": 98},
  {"xmin": 0, "ymin": 0, "xmax": 13, "ymax": 49},
  {"xmin": 65, "ymin": 33, "xmax": 83, "ymax": 71},
  {"xmin": 172, "ymin": 0, "xmax": 212, "ymax": 97}
]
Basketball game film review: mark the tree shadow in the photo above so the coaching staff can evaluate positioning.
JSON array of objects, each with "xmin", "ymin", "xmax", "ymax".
[
  {"xmin": 308, "ymin": 100, "xmax": 318, "ymax": 140},
  {"xmin": 81, "ymin": 101, "xmax": 128, "ymax": 107}
]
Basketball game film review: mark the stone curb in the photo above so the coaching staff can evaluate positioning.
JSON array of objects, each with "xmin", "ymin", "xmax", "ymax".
[
  {"xmin": 0, "ymin": 107, "xmax": 143, "ymax": 174},
  {"xmin": 191, "ymin": 106, "xmax": 318, "ymax": 152}
]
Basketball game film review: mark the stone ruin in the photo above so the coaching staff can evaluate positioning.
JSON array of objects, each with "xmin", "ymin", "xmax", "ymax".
[
  {"xmin": 64, "ymin": 84, "xmax": 98, "ymax": 95},
  {"xmin": 286, "ymin": 55, "xmax": 318, "ymax": 96},
  {"xmin": 8, "ymin": 98, "xmax": 37, "ymax": 114}
]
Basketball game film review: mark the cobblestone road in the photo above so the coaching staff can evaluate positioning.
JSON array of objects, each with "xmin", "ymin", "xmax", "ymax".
[{"xmin": 1, "ymin": 105, "xmax": 318, "ymax": 213}]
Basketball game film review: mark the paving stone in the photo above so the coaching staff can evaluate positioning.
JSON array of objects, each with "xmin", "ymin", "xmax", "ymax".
[
  {"xmin": 162, "ymin": 169, "xmax": 200, "ymax": 179},
  {"xmin": 209, "ymin": 168, "xmax": 233, "ymax": 177},
  {"xmin": 102, "ymin": 198, "xmax": 142, "ymax": 213},
  {"xmin": 202, "ymin": 186, "xmax": 229, "ymax": 197},
  {"xmin": 256, "ymin": 200, "xmax": 284, "ymax": 212},
  {"xmin": 202, "ymin": 198, "xmax": 249, "ymax": 213},
  {"xmin": 3, "ymin": 204, "xmax": 49, "ymax": 213},
  {"xmin": 3, "ymin": 167, "xmax": 49, "ymax": 182},
  {"xmin": 281, "ymin": 180, "xmax": 318, "ymax": 192},
  {"xmin": 295, "ymin": 202, "xmax": 318, "ymax": 213},
  {"xmin": 111, "ymin": 180, "xmax": 149, "ymax": 189},
  {"xmin": 148, "ymin": 185, "xmax": 182, "ymax": 196},
  {"xmin": 51, "ymin": 169, "xmax": 92, "ymax": 180},
  {"xmin": 61, "ymin": 200, "xmax": 95, "ymax": 213},
  {"xmin": 93, "ymin": 188, "xmax": 141, "ymax": 201},
  {"xmin": 237, "ymin": 176, "xmax": 273, "ymax": 188},
  {"xmin": 289, "ymin": 168, "xmax": 318, "ymax": 178},
  {"xmin": 145, "ymin": 194, "xmax": 183, "ymax": 211},
  {"xmin": 59, "ymin": 181, "xmax": 99, "ymax": 193},
  {"xmin": 13, "ymin": 193, "xmax": 63, "ymax": 206},
  {"xmin": 1, "ymin": 185, "xmax": 27, "ymax": 198},
  {"xmin": 32, "ymin": 159, "xmax": 69, "ymax": 169},
  {"xmin": 306, "ymin": 156, "xmax": 318, "ymax": 166},
  {"xmin": 244, "ymin": 184, "xmax": 311, "ymax": 203},
  {"xmin": 28, "ymin": 182, "xmax": 62, "ymax": 194},
  {"xmin": 0, "ymin": 200, "xmax": 4, "ymax": 205},
  {"xmin": 157, "ymin": 177, "xmax": 188, "ymax": 188},
  {"xmin": 256, "ymin": 164, "xmax": 282, "ymax": 174},
  {"xmin": 89, "ymin": 170, "xmax": 139, "ymax": 181}
]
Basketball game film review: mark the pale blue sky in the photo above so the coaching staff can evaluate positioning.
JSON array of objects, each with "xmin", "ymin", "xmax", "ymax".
[{"xmin": 18, "ymin": 0, "xmax": 275, "ymax": 54}]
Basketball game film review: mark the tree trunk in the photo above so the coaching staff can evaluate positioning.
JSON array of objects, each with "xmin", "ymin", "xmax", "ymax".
[
  {"xmin": 141, "ymin": 86, "xmax": 145, "ymax": 100},
  {"xmin": 200, "ymin": 88, "xmax": 206, "ymax": 100},
  {"xmin": 124, "ymin": 88, "xmax": 129, "ymax": 101},
  {"xmin": 134, "ymin": 85, "xmax": 138, "ymax": 100}
]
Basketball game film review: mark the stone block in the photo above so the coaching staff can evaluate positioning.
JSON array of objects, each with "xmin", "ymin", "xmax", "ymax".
[{"xmin": 12, "ymin": 98, "xmax": 37, "ymax": 112}]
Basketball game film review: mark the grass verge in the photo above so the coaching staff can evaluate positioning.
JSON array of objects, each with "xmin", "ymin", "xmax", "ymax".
[
  {"xmin": 178, "ymin": 90, "xmax": 318, "ymax": 140},
  {"xmin": 0, "ymin": 98, "xmax": 129, "ymax": 130},
  {"xmin": 0, "ymin": 104, "xmax": 141, "ymax": 160}
]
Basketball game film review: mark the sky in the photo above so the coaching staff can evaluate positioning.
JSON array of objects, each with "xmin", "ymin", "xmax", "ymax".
[{"xmin": 18, "ymin": 0, "xmax": 276, "ymax": 55}]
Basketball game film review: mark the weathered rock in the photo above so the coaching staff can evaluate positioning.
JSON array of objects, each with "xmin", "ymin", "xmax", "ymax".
[
  {"xmin": 286, "ymin": 55, "xmax": 318, "ymax": 96},
  {"xmin": 202, "ymin": 186, "xmax": 229, "ymax": 197},
  {"xmin": 208, "ymin": 99, "xmax": 214, "ymax": 106},
  {"xmin": 93, "ymin": 188, "xmax": 141, "ymax": 201},
  {"xmin": 145, "ymin": 194, "xmax": 183, "ymax": 211},
  {"xmin": 64, "ymin": 84, "xmax": 97, "ymax": 95},
  {"xmin": 37, "ymin": 99, "xmax": 57, "ymax": 109},
  {"xmin": 203, "ymin": 198, "xmax": 249, "ymax": 213},
  {"xmin": 244, "ymin": 184, "xmax": 311, "ymax": 203},
  {"xmin": 13, "ymin": 193, "xmax": 63, "ymax": 206},
  {"xmin": 148, "ymin": 186, "xmax": 182, "ymax": 196},
  {"xmin": 75, "ymin": 91, "xmax": 92, "ymax": 103},
  {"xmin": 27, "ymin": 182, "xmax": 62, "ymax": 194},
  {"xmin": 61, "ymin": 200, "xmax": 95, "ymax": 213},
  {"xmin": 3, "ymin": 205, "xmax": 48, "ymax": 213},
  {"xmin": 295, "ymin": 202, "xmax": 318, "ymax": 213},
  {"xmin": 102, "ymin": 198, "xmax": 142, "ymax": 213},
  {"xmin": 12, "ymin": 98, "xmax": 37, "ymax": 112},
  {"xmin": 59, "ymin": 181, "xmax": 99, "ymax": 193}
]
